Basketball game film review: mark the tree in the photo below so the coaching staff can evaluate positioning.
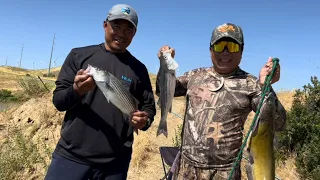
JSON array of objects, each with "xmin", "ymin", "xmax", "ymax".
[{"xmin": 277, "ymin": 76, "xmax": 320, "ymax": 179}]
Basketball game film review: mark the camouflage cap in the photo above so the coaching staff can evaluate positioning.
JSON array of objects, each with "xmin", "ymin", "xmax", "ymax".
[
  {"xmin": 210, "ymin": 23, "xmax": 244, "ymax": 46},
  {"xmin": 106, "ymin": 4, "xmax": 138, "ymax": 29}
]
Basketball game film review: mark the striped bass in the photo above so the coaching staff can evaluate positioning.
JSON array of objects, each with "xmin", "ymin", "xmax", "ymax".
[
  {"xmin": 86, "ymin": 64, "xmax": 139, "ymax": 134},
  {"xmin": 157, "ymin": 49, "xmax": 178, "ymax": 137}
]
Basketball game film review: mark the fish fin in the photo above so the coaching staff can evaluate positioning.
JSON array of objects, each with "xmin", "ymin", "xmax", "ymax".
[
  {"xmin": 245, "ymin": 118, "xmax": 261, "ymax": 152},
  {"xmin": 157, "ymin": 98, "xmax": 161, "ymax": 108},
  {"xmin": 246, "ymin": 130, "xmax": 254, "ymax": 152},
  {"xmin": 246, "ymin": 163, "xmax": 254, "ymax": 180},
  {"xmin": 273, "ymin": 135, "xmax": 279, "ymax": 151},
  {"xmin": 156, "ymin": 119, "xmax": 168, "ymax": 137},
  {"xmin": 95, "ymin": 81, "xmax": 111, "ymax": 103},
  {"xmin": 132, "ymin": 95, "xmax": 139, "ymax": 107},
  {"xmin": 251, "ymin": 119, "xmax": 260, "ymax": 137},
  {"xmin": 169, "ymin": 105, "xmax": 172, "ymax": 113}
]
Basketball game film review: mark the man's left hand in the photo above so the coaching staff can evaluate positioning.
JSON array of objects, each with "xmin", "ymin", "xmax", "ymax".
[
  {"xmin": 259, "ymin": 57, "xmax": 281, "ymax": 85},
  {"xmin": 131, "ymin": 111, "xmax": 149, "ymax": 130}
]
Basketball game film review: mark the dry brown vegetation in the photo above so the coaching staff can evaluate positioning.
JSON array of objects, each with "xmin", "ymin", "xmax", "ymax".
[{"xmin": 0, "ymin": 66, "xmax": 300, "ymax": 180}]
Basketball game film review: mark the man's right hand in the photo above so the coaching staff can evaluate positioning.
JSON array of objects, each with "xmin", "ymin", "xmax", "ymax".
[
  {"xmin": 157, "ymin": 45, "xmax": 175, "ymax": 60},
  {"xmin": 73, "ymin": 69, "xmax": 96, "ymax": 97}
]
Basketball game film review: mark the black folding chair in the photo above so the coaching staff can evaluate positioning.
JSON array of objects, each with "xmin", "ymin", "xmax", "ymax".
[{"xmin": 159, "ymin": 146, "xmax": 181, "ymax": 180}]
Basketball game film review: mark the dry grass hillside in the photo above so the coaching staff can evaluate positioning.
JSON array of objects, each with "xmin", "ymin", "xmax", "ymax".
[{"xmin": 0, "ymin": 66, "xmax": 299, "ymax": 180}]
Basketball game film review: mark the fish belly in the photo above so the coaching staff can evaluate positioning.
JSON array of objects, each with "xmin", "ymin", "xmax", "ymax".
[
  {"xmin": 96, "ymin": 81, "xmax": 132, "ymax": 116},
  {"xmin": 160, "ymin": 71, "xmax": 175, "ymax": 117},
  {"xmin": 157, "ymin": 70, "xmax": 176, "ymax": 137},
  {"xmin": 249, "ymin": 122, "xmax": 275, "ymax": 180}
]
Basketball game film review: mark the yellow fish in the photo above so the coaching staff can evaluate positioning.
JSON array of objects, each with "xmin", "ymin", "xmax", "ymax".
[{"xmin": 245, "ymin": 96, "xmax": 276, "ymax": 180}]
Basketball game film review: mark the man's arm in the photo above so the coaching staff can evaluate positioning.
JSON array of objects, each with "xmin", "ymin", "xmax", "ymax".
[
  {"xmin": 137, "ymin": 65, "xmax": 157, "ymax": 131},
  {"xmin": 52, "ymin": 50, "xmax": 82, "ymax": 111},
  {"xmin": 250, "ymin": 80, "xmax": 287, "ymax": 132}
]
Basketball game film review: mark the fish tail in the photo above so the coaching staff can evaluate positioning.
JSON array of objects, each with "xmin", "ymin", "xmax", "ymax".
[
  {"xmin": 169, "ymin": 105, "xmax": 172, "ymax": 113},
  {"xmin": 156, "ymin": 117, "xmax": 168, "ymax": 137},
  {"xmin": 246, "ymin": 163, "xmax": 254, "ymax": 180}
]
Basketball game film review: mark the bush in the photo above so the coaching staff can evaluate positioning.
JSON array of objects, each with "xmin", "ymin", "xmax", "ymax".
[
  {"xmin": 0, "ymin": 89, "xmax": 18, "ymax": 102},
  {"xmin": 0, "ymin": 128, "xmax": 51, "ymax": 180},
  {"xmin": 172, "ymin": 124, "xmax": 183, "ymax": 147},
  {"xmin": 43, "ymin": 73, "xmax": 56, "ymax": 78},
  {"xmin": 276, "ymin": 76, "xmax": 320, "ymax": 179},
  {"xmin": 5, "ymin": 66, "xmax": 27, "ymax": 72},
  {"xmin": 16, "ymin": 76, "xmax": 54, "ymax": 97}
]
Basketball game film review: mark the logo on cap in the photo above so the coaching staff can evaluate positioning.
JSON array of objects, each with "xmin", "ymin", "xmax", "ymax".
[
  {"xmin": 217, "ymin": 24, "xmax": 235, "ymax": 33},
  {"xmin": 121, "ymin": 6, "xmax": 130, "ymax": 15}
]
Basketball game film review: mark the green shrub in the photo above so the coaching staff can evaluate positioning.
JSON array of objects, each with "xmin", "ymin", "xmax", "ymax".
[
  {"xmin": 276, "ymin": 76, "xmax": 320, "ymax": 179},
  {"xmin": 16, "ymin": 76, "xmax": 54, "ymax": 97},
  {"xmin": 5, "ymin": 66, "xmax": 27, "ymax": 72},
  {"xmin": 0, "ymin": 128, "xmax": 52, "ymax": 180},
  {"xmin": 0, "ymin": 89, "xmax": 18, "ymax": 102},
  {"xmin": 43, "ymin": 73, "xmax": 56, "ymax": 78},
  {"xmin": 172, "ymin": 124, "xmax": 183, "ymax": 147}
]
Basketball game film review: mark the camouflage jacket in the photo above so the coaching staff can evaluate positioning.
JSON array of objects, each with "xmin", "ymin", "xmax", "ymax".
[{"xmin": 155, "ymin": 67, "xmax": 287, "ymax": 170}]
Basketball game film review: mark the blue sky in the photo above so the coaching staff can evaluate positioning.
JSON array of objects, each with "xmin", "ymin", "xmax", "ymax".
[{"xmin": 0, "ymin": 0, "xmax": 319, "ymax": 91}]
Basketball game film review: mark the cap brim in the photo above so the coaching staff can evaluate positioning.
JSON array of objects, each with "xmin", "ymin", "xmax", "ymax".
[
  {"xmin": 211, "ymin": 35, "xmax": 242, "ymax": 46},
  {"xmin": 107, "ymin": 17, "xmax": 137, "ymax": 29}
]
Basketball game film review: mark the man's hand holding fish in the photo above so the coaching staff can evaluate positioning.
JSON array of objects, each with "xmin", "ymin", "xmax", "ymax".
[
  {"xmin": 73, "ymin": 69, "xmax": 96, "ymax": 97},
  {"xmin": 258, "ymin": 57, "xmax": 281, "ymax": 86}
]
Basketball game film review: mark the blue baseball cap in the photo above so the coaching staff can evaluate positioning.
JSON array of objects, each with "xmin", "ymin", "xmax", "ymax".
[{"xmin": 106, "ymin": 4, "xmax": 138, "ymax": 29}]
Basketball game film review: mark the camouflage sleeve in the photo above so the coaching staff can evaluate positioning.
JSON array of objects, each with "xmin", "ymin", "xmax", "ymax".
[
  {"xmin": 248, "ymin": 78, "xmax": 287, "ymax": 132},
  {"xmin": 155, "ymin": 68, "xmax": 199, "ymax": 97}
]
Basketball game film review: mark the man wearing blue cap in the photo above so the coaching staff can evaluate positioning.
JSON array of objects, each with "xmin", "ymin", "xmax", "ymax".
[{"xmin": 44, "ymin": 4, "xmax": 156, "ymax": 180}]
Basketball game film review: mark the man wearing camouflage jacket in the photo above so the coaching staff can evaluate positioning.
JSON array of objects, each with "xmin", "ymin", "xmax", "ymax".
[{"xmin": 155, "ymin": 23, "xmax": 287, "ymax": 180}]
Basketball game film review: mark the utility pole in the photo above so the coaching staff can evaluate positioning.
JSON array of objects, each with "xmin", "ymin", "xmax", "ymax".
[
  {"xmin": 5, "ymin": 57, "xmax": 8, "ymax": 66},
  {"xmin": 19, "ymin": 44, "xmax": 24, "ymax": 68},
  {"xmin": 53, "ymin": 57, "xmax": 59, "ymax": 68},
  {"xmin": 48, "ymin": 33, "xmax": 56, "ymax": 76}
]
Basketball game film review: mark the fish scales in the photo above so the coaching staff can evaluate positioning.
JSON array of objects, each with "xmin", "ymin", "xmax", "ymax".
[
  {"xmin": 157, "ymin": 50, "xmax": 179, "ymax": 137},
  {"xmin": 109, "ymin": 77, "xmax": 136, "ymax": 113},
  {"xmin": 85, "ymin": 64, "xmax": 138, "ymax": 134}
]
